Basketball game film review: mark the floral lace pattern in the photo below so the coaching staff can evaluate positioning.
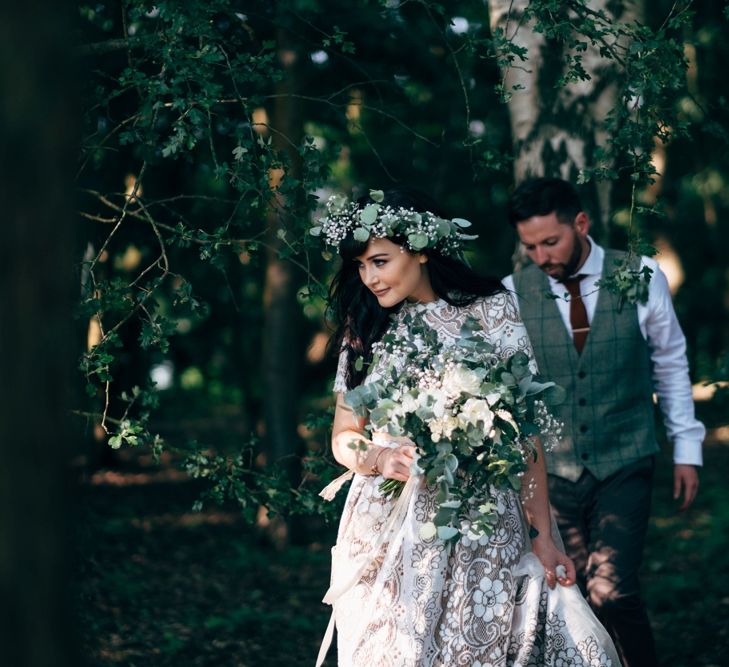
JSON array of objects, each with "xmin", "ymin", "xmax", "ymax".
[
  {"xmin": 334, "ymin": 293, "xmax": 537, "ymax": 393},
  {"xmin": 326, "ymin": 293, "xmax": 619, "ymax": 666}
]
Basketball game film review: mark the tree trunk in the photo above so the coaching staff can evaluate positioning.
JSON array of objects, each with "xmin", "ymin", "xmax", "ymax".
[
  {"xmin": 0, "ymin": 4, "xmax": 78, "ymax": 666},
  {"xmin": 261, "ymin": 25, "xmax": 305, "ymax": 542},
  {"xmin": 487, "ymin": 0, "xmax": 639, "ymax": 238}
]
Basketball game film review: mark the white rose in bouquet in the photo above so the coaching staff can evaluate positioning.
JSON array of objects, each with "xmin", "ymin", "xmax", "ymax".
[
  {"xmin": 441, "ymin": 366, "xmax": 482, "ymax": 397},
  {"xmin": 459, "ymin": 397, "xmax": 494, "ymax": 430}
]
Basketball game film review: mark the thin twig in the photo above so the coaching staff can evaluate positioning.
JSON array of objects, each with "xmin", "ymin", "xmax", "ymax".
[
  {"xmin": 101, "ymin": 380, "xmax": 111, "ymax": 433},
  {"xmin": 423, "ymin": 3, "xmax": 470, "ymax": 135},
  {"xmin": 75, "ymin": 36, "xmax": 146, "ymax": 57},
  {"xmin": 352, "ymin": 122, "xmax": 397, "ymax": 181},
  {"xmin": 263, "ymin": 93, "xmax": 439, "ymax": 146},
  {"xmin": 88, "ymin": 161, "xmax": 148, "ymax": 275},
  {"xmin": 72, "ymin": 410, "xmax": 123, "ymax": 426},
  {"xmin": 82, "ymin": 188, "xmax": 324, "ymax": 288}
]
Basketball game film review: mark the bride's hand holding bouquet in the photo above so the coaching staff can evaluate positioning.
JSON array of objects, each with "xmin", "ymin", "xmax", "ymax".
[{"xmin": 370, "ymin": 433, "xmax": 417, "ymax": 483}]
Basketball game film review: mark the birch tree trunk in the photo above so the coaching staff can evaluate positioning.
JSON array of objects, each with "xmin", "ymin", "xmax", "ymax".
[
  {"xmin": 0, "ymin": 3, "xmax": 78, "ymax": 665},
  {"xmin": 487, "ymin": 0, "xmax": 640, "ymax": 237}
]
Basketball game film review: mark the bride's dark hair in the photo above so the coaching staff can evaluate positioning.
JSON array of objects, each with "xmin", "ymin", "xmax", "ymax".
[{"xmin": 328, "ymin": 185, "xmax": 504, "ymax": 389}]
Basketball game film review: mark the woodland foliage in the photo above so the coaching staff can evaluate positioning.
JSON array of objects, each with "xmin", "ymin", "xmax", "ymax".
[{"xmin": 76, "ymin": 1, "xmax": 729, "ymax": 520}]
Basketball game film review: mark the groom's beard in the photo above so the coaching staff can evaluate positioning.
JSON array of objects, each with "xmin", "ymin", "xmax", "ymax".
[{"xmin": 539, "ymin": 232, "xmax": 584, "ymax": 282}]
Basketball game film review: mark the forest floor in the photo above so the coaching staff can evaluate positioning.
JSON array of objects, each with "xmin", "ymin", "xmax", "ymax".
[{"xmin": 76, "ymin": 419, "xmax": 729, "ymax": 667}]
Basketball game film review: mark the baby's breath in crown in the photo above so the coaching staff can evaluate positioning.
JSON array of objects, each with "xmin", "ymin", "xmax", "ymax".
[{"xmin": 309, "ymin": 189, "xmax": 477, "ymax": 256}]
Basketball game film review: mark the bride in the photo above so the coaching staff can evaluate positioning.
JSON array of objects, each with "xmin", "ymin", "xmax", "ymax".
[{"xmin": 314, "ymin": 186, "xmax": 620, "ymax": 667}]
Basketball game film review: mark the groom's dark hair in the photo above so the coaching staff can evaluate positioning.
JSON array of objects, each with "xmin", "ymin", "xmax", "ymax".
[{"xmin": 507, "ymin": 177, "xmax": 583, "ymax": 227}]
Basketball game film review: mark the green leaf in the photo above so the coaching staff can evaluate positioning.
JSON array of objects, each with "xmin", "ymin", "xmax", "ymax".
[
  {"xmin": 344, "ymin": 389, "xmax": 363, "ymax": 409},
  {"xmin": 444, "ymin": 454, "xmax": 459, "ymax": 473},
  {"xmin": 369, "ymin": 189, "xmax": 384, "ymax": 203},
  {"xmin": 542, "ymin": 385, "xmax": 567, "ymax": 405},
  {"xmin": 359, "ymin": 204, "xmax": 380, "ymax": 225},
  {"xmin": 436, "ymin": 441, "xmax": 453, "ymax": 456},
  {"xmin": 437, "ymin": 525, "xmax": 459, "ymax": 540},
  {"xmin": 524, "ymin": 379, "xmax": 556, "ymax": 395},
  {"xmin": 500, "ymin": 372, "xmax": 516, "ymax": 386},
  {"xmin": 408, "ymin": 233, "xmax": 429, "ymax": 250},
  {"xmin": 353, "ymin": 227, "xmax": 370, "ymax": 243},
  {"xmin": 433, "ymin": 507, "xmax": 455, "ymax": 525}
]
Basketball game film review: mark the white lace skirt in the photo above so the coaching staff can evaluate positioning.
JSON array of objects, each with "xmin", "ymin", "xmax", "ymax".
[{"xmin": 319, "ymin": 473, "xmax": 621, "ymax": 667}]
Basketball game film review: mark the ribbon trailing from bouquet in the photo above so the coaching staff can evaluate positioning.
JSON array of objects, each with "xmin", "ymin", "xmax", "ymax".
[
  {"xmin": 315, "ymin": 472, "xmax": 421, "ymax": 667},
  {"xmin": 318, "ymin": 469, "xmax": 355, "ymax": 502}
]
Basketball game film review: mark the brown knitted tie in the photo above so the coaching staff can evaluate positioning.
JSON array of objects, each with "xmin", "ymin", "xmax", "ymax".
[{"xmin": 561, "ymin": 275, "xmax": 589, "ymax": 354}]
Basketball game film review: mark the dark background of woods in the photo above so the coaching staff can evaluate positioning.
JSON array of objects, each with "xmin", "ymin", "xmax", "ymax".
[{"xmin": 1, "ymin": 1, "xmax": 727, "ymax": 665}]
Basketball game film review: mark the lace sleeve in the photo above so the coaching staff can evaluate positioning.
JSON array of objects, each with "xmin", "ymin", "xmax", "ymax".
[
  {"xmin": 474, "ymin": 292, "xmax": 539, "ymax": 374},
  {"xmin": 333, "ymin": 347, "xmax": 349, "ymax": 393}
]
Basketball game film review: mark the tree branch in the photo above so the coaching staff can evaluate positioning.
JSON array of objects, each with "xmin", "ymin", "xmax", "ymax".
[{"xmin": 76, "ymin": 37, "xmax": 146, "ymax": 58}]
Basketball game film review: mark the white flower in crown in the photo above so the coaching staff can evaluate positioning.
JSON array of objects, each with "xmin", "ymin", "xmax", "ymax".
[{"xmin": 309, "ymin": 189, "xmax": 477, "ymax": 255}]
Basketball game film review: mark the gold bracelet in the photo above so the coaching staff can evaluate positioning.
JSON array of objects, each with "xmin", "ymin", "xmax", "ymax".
[{"xmin": 370, "ymin": 447, "xmax": 388, "ymax": 475}]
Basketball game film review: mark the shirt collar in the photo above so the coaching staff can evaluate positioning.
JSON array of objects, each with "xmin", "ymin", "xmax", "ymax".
[{"xmin": 546, "ymin": 235, "xmax": 604, "ymax": 286}]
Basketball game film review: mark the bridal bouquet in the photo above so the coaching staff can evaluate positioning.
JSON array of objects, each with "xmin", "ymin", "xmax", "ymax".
[{"xmin": 344, "ymin": 307, "xmax": 564, "ymax": 543}]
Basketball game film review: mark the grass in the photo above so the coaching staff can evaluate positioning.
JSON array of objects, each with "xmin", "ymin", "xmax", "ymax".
[
  {"xmin": 643, "ymin": 440, "xmax": 729, "ymax": 667},
  {"xmin": 76, "ymin": 434, "xmax": 729, "ymax": 666}
]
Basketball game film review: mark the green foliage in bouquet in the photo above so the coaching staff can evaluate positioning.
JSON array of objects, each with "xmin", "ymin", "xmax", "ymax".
[{"xmin": 344, "ymin": 308, "xmax": 565, "ymax": 543}]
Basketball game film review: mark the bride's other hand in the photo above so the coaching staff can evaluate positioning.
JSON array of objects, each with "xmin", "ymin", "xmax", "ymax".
[
  {"xmin": 532, "ymin": 535, "xmax": 576, "ymax": 589},
  {"xmin": 380, "ymin": 444, "xmax": 416, "ymax": 482}
]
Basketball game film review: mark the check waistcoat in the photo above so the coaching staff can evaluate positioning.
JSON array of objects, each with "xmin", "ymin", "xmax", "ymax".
[{"xmin": 512, "ymin": 249, "xmax": 659, "ymax": 482}]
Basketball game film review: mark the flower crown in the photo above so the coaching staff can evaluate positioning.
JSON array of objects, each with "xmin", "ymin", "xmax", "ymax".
[{"xmin": 309, "ymin": 189, "xmax": 477, "ymax": 255}]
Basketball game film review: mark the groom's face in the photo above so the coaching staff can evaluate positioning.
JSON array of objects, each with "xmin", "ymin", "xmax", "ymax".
[{"xmin": 515, "ymin": 211, "xmax": 590, "ymax": 281}]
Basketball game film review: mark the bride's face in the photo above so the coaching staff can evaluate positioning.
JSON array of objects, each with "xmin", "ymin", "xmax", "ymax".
[{"xmin": 354, "ymin": 237, "xmax": 437, "ymax": 308}]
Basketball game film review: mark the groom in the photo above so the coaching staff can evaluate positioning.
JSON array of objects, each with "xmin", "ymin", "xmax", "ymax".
[{"xmin": 501, "ymin": 177, "xmax": 704, "ymax": 667}]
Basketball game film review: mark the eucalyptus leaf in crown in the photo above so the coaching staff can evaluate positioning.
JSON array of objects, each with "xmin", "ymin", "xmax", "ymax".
[
  {"xmin": 310, "ymin": 189, "xmax": 478, "ymax": 256},
  {"xmin": 344, "ymin": 308, "xmax": 565, "ymax": 544}
]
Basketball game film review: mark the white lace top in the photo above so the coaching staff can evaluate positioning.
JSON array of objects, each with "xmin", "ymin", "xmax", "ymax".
[{"xmin": 333, "ymin": 292, "xmax": 537, "ymax": 393}]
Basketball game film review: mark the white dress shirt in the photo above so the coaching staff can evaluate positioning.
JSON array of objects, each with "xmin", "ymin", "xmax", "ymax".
[{"xmin": 503, "ymin": 237, "xmax": 704, "ymax": 466}]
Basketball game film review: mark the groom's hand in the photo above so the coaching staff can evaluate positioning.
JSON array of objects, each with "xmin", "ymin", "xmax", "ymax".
[{"xmin": 673, "ymin": 464, "xmax": 699, "ymax": 510}]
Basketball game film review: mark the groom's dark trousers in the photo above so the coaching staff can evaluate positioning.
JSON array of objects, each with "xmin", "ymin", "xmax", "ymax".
[{"xmin": 548, "ymin": 456, "xmax": 659, "ymax": 667}]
